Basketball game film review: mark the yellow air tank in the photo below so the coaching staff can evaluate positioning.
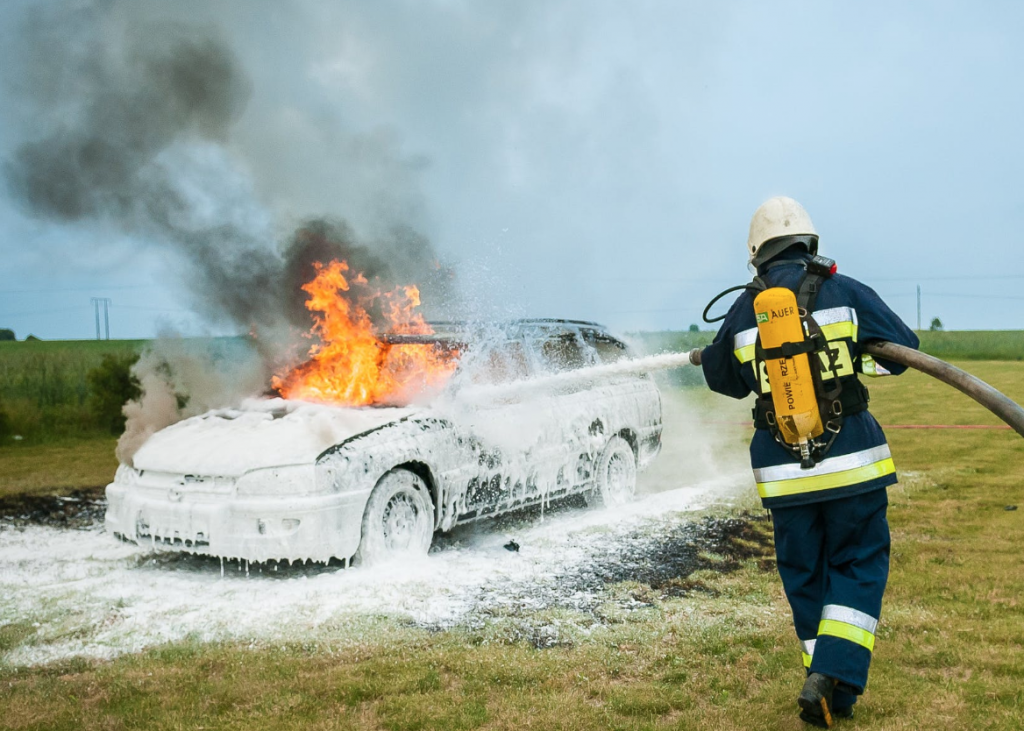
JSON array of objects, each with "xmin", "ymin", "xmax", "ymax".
[{"xmin": 753, "ymin": 288, "xmax": 823, "ymax": 461}]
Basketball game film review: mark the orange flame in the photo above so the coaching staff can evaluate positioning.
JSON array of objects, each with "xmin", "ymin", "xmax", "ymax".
[{"xmin": 272, "ymin": 260, "xmax": 457, "ymax": 406}]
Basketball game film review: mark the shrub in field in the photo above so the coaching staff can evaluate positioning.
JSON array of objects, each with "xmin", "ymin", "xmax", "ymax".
[
  {"xmin": 0, "ymin": 398, "xmax": 11, "ymax": 441},
  {"xmin": 87, "ymin": 353, "xmax": 142, "ymax": 434},
  {"xmin": 0, "ymin": 328, "xmax": 15, "ymax": 341},
  {"xmin": 0, "ymin": 340, "xmax": 145, "ymax": 440}
]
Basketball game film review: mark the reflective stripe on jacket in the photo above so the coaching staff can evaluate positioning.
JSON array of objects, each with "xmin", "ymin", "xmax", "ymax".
[{"xmin": 700, "ymin": 254, "xmax": 920, "ymax": 508}]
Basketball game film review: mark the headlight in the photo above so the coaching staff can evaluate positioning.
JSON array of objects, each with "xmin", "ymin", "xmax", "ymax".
[{"xmin": 235, "ymin": 465, "xmax": 317, "ymax": 496}]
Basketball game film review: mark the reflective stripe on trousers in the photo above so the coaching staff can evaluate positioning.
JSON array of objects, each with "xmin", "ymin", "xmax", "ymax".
[
  {"xmin": 818, "ymin": 604, "xmax": 878, "ymax": 652},
  {"xmin": 800, "ymin": 605, "xmax": 879, "ymax": 666},
  {"xmin": 754, "ymin": 445, "xmax": 895, "ymax": 499},
  {"xmin": 801, "ymin": 638, "xmax": 816, "ymax": 668}
]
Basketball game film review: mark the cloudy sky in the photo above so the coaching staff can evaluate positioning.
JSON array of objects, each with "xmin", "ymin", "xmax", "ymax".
[{"xmin": 1, "ymin": 0, "xmax": 1022, "ymax": 340}]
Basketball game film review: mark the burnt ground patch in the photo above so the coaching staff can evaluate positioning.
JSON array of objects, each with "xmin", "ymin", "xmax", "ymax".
[
  {"xmin": 0, "ymin": 486, "xmax": 106, "ymax": 529},
  {"xmin": 539, "ymin": 512, "xmax": 776, "ymax": 609},
  {"xmin": 416, "ymin": 511, "xmax": 777, "ymax": 644},
  {"xmin": 579, "ymin": 513, "xmax": 776, "ymax": 597}
]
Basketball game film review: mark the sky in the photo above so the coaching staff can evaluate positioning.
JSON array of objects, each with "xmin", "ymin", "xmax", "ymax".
[{"xmin": 1, "ymin": 0, "xmax": 1022, "ymax": 341}]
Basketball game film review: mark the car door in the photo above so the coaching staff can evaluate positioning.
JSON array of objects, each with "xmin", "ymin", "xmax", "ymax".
[{"xmin": 454, "ymin": 336, "xmax": 580, "ymax": 517}]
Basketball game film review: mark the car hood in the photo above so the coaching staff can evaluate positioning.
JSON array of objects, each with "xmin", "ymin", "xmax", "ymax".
[{"xmin": 131, "ymin": 398, "xmax": 419, "ymax": 477}]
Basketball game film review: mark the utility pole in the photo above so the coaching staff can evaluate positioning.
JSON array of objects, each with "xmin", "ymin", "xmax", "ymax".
[
  {"xmin": 916, "ymin": 285, "xmax": 921, "ymax": 331},
  {"xmin": 91, "ymin": 297, "xmax": 112, "ymax": 340}
]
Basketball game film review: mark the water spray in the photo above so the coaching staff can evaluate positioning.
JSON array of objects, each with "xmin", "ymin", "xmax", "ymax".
[
  {"xmin": 457, "ymin": 344, "xmax": 1024, "ymax": 439},
  {"xmin": 455, "ymin": 352, "xmax": 695, "ymax": 404}
]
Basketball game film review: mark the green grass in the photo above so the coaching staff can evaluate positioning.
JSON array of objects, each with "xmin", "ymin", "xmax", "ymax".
[
  {"xmin": 1, "ymin": 361, "xmax": 1022, "ymax": 729},
  {"xmin": 915, "ymin": 330, "xmax": 1024, "ymax": 361},
  {"xmin": 0, "ymin": 339, "xmax": 145, "ymax": 442},
  {"xmin": 0, "ymin": 437, "xmax": 118, "ymax": 497},
  {"xmin": 0, "ymin": 336, "xmax": 257, "ymax": 444}
]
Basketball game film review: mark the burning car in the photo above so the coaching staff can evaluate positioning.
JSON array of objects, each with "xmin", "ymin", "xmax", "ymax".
[{"xmin": 104, "ymin": 319, "xmax": 663, "ymax": 565}]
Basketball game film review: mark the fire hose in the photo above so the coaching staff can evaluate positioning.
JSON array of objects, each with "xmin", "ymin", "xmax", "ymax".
[{"xmin": 688, "ymin": 342, "xmax": 1024, "ymax": 439}]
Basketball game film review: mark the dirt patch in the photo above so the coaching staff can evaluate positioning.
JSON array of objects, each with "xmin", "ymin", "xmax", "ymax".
[{"xmin": 0, "ymin": 486, "xmax": 106, "ymax": 529}]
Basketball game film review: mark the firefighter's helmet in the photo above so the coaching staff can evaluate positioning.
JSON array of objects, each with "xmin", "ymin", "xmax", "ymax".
[{"xmin": 747, "ymin": 196, "xmax": 818, "ymax": 267}]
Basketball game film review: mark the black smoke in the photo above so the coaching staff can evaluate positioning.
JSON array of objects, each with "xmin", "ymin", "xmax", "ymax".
[{"xmin": 3, "ymin": 1, "xmax": 449, "ymax": 358}]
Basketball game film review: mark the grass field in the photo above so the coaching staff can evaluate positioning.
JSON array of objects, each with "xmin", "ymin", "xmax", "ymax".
[
  {"xmin": 914, "ymin": 330, "xmax": 1024, "ymax": 361},
  {"xmin": 0, "ymin": 438, "xmax": 119, "ymax": 498},
  {"xmin": 0, "ymin": 360, "xmax": 1022, "ymax": 729},
  {"xmin": 0, "ymin": 339, "xmax": 145, "ymax": 442}
]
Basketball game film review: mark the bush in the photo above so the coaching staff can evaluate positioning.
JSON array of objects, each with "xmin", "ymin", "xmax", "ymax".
[
  {"xmin": 0, "ymin": 328, "xmax": 14, "ymax": 341},
  {"xmin": 86, "ymin": 353, "xmax": 142, "ymax": 434},
  {"xmin": 0, "ymin": 398, "xmax": 11, "ymax": 441}
]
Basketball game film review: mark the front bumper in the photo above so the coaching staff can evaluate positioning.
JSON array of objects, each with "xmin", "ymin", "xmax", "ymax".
[{"xmin": 105, "ymin": 483, "xmax": 372, "ymax": 563}]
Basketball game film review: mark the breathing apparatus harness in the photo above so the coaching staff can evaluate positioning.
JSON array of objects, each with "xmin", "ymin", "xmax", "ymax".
[{"xmin": 702, "ymin": 255, "xmax": 870, "ymax": 468}]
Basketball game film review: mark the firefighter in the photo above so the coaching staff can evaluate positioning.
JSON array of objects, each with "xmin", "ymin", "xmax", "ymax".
[{"xmin": 694, "ymin": 196, "xmax": 919, "ymax": 727}]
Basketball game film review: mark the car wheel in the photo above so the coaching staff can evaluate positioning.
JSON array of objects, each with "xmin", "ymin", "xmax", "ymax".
[
  {"xmin": 590, "ymin": 435, "xmax": 637, "ymax": 507},
  {"xmin": 354, "ymin": 469, "xmax": 434, "ymax": 566}
]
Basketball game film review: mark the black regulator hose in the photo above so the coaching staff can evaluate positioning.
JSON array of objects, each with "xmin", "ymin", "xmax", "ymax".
[
  {"xmin": 701, "ymin": 284, "xmax": 764, "ymax": 323},
  {"xmin": 863, "ymin": 341, "xmax": 1024, "ymax": 438},
  {"xmin": 687, "ymin": 342, "xmax": 1024, "ymax": 438}
]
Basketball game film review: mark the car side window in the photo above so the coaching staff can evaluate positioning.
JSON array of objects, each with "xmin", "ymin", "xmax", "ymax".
[
  {"xmin": 579, "ymin": 330, "xmax": 629, "ymax": 364},
  {"xmin": 481, "ymin": 341, "xmax": 530, "ymax": 383},
  {"xmin": 590, "ymin": 339, "xmax": 627, "ymax": 363},
  {"xmin": 538, "ymin": 333, "xmax": 590, "ymax": 372}
]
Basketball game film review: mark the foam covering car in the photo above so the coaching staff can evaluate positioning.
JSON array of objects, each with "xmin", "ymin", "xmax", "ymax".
[{"xmin": 105, "ymin": 321, "xmax": 664, "ymax": 564}]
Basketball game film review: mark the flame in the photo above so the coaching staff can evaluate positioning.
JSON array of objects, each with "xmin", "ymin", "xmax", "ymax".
[{"xmin": 272, "ymin": 260, "xmax": 457, "ymax": 406}]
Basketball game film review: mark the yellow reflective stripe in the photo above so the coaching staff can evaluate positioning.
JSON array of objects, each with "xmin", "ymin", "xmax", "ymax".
[
  {"xmin": 756, "ymin": 457, "xmax": 895, "ymax": 499},
  {"xmin": 800, "ymin": 638, "xmax": 816, "ymax": 668},
  {"xmin": 733, "ymin": 328, "xmax": 758, "ymax": 363},
  {"xmin": 735, "ymin": 344, "xmax": 756, "ymax": 363},
  {"xmin": 818, "ymin": 619, "xmax": 876, "ymax": 652},
  {"xmin": 819, "ymin": 320, "xmax": 857, "ymax": 343},
  {"xmin": 732, "ymin": 309, "xmax": 857, "ymax": 365},
  {"xmin": 755, "ymin": 444, "xmax": 891, "ymax": 483},
  {"xmin": 860, "ymin": 354, "xmax": 892, "ymax": 378}
]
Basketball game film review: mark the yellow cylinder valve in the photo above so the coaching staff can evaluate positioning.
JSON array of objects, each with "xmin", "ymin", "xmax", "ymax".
[{"xmin": 753, "ymin": 288, "xmax": 823, "ymax": 463}]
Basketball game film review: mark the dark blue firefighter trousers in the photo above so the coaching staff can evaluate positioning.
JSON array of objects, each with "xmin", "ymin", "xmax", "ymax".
[{"xmin": 771, "ymin": 488, "xmax": 891, "ymax": 709}]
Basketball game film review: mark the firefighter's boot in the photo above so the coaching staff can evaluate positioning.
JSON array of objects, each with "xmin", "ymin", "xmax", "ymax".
[{"xmin": 798, "ymin": 673, "xmax": 837, "ymax": 728}]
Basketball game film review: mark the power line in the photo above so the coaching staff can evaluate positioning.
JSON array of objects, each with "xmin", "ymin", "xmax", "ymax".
[
  {"xmin": 880, "ymin": 292, "xmax": 1024, "ymax": 302},
  {"xmin": 0, "ymin": 306, "xmax": 87, "ymax": 318},
  {"xmin": 0, "ymin": 284, "xmax": 155, "ymax": 294},
  {"xmin": 112, "ymin": 304, "xmax": 194, "ymax": 313},
  {"xmin": 868, "ymin": 274, "xmax": 1024, "ymax": 282},
  {"xmin": 0, "ymin": 304, "xmax": 194, "ymax": 318}
]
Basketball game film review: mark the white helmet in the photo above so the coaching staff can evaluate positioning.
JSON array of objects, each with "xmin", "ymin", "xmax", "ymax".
[{"xmin": 747, "ymin": 196, "xmax": 818, "ymax": 266}]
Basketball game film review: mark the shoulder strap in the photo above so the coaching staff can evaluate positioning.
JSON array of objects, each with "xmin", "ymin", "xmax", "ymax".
[{"xmin": 795, "ymin": 256, "xmax": 835, "ymax": 313}]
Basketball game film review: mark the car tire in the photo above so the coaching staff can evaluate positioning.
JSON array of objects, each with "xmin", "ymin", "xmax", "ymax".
[
  {"xmin": 589, "ymin": 435, "xmax": 637, "ymax": 507},
  {"xmin": 354, "ymin": 469, "xmax": 435, "ymax": 566}
]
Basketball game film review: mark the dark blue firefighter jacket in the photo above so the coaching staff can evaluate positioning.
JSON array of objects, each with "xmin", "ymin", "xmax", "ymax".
[{"xmin": 700, "ymin": 253, "xmax": 920, "ymax": 509}]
